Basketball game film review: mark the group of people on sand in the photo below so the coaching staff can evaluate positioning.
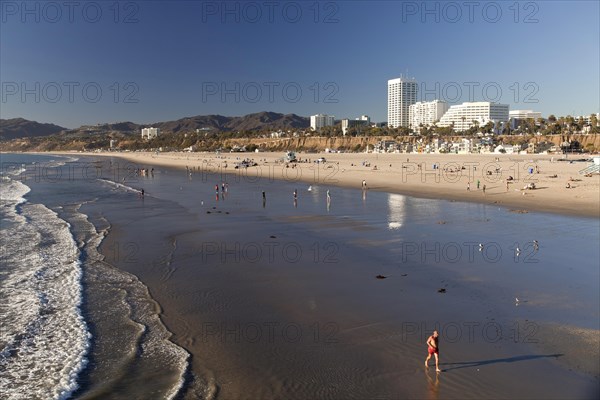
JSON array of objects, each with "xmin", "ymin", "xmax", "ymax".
[{"xmin": 466, "ymin": 180, "xmax": 486, "ymax": 194}]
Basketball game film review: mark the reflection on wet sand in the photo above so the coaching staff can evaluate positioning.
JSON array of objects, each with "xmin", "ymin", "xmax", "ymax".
[{"xmin": 425, "ymin": 369, "xmax": 440, "ymax": 399}]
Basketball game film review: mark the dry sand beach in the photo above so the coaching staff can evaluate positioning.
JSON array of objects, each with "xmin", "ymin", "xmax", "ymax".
[{"xmin": 85, "ymin": 151, "xmax": 599, "ymax": 217}]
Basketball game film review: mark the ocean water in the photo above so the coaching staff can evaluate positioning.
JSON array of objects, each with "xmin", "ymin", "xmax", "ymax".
[
  {"xmin": 1, "ymin": 155, "xmax": 88, "ymax": 399},
  {"xmin": 1, "ymin": 153, "xmax": 598, "ymax": 399},
  {"xmin": 0, "ymin": 154, "xmax": 192, "ymax": 400}
]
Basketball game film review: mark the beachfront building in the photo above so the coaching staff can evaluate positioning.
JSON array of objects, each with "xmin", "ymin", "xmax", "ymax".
[
  {"xmin": 494, "ymin": 144, "xmax": 525, "ymax": 154},
  {"xmin": 141, "ymin": 127, "xmax": 159, "ymax": 139},
  {"xmin": 449, "ymin": 138, "xmax": 487, "ymax": 154},
  {"xmin": 509, "ymin": 110, "xmax": 542, "ymax": 130},
  {"xmin": 448, "ymin": 139, "xmax": 471, "ymax": 154},
  {"xmin": 387, "ymin": 76, "xmax": 418, "ymax": 128},
  {"xmin": 374, "ymin": 140, "xmax": 399, "ymax": 153},
  {"xmin": 438, "ymin": 102, "xmax": 509, "ymax": 132},
  {"xmin": 310, "ymin": 114, "xmax": 335, "ymax": 131},
  {"xmin": 341, "ymin": 115, "xmax": 371, "ymax": 136},
  {"xmin": 409, "ymin": 100, "xmax": 449, "ymax": 132}
]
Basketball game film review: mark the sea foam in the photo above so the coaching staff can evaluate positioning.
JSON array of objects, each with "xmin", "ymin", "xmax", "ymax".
[{"xmin": 0, "ymin": 177, "xmax": 90, "ymax": 400}]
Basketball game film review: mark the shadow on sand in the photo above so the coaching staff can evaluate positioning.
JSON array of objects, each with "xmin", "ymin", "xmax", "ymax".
[{"xmin": 440, "ymin": 353, "xmax": 563, "ymax": 372}]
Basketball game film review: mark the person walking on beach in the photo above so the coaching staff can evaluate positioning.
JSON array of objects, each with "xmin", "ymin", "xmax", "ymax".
[
  {"xmin": 467, "ymin": 182, "xmax": 470, "ymax": 191},
  {"xmin": 425, "ymin": 330, "xmax": 441, "ymax": 372},
  {"xmin": 477, "ymin": 179, "xmax": 480, "ymax": 190},
  {"xmin": 482, "ymin": 185, "xmax": 486, "ymax": 195}
]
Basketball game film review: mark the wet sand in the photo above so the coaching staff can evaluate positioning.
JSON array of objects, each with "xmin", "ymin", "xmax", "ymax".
[
  {"xmin": 79, "ymin": 155, "xmax": 598, "ymax": 399},
  {"xmin": 79, "ymin": 151, "xmax": 600, "ymax": 218}
]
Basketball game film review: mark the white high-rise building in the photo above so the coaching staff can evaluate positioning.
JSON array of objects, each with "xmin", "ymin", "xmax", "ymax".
[
  {"xmin": 438, "ymin": 102, "xmax": 509, "ymax": 131},
  {"xmin": 387, "ymin": 76, "xmax": 418, "ymax": 128},
  {"xmin": 141, "ymin": 127, "xmax": 159, "ymax": 139},
  {"xmin": 310, "ymin": 114, "xmax": 335, "ymax": 131},
  {"xmin": 409, "ymin": 100, "xmax": 449, "ymax": 132}
]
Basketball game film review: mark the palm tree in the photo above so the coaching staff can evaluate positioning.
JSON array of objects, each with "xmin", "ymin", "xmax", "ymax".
[
  {"xmin": 557, "ymin": 116, "xmax": 566, "ymax": 134},
  {"xmin": 482, "ymin": 121, "xmax": 494, "ymax": 134},
  {"xmin": 537, "ymin": 117, "xmax": 545, "ymax": 130},
  {"xmin": 565, "ymin": 115, "xmax": 575, "ymax": 127},
  {"xmin": 590, "ymin": 113, "xmax": 599, "ymax": 130}
]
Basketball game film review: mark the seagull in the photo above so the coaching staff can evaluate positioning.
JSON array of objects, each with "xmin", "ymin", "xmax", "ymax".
[
  {"xmin": 515, "ymin": 246, "xmax": 521, "ymax": 254},
  {"xmin": 478, "ymin": 243, "xmax": 484, "ymax": 251},
  {"xmin": 533, "ymin": 240, "xmax": 539, "ymax": 250},
  {"xmin": 307, "ymin": 185, "xmax": 312, "ymax": 192},
  {"xmin": 515, "ymin": 297, "xmax": 520, "ymax": 302}
]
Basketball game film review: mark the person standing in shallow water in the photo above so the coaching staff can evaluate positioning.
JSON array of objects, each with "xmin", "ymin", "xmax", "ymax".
[{"xmin": 425, "ymin": 330, "xmax": 441, "ymax": 372}]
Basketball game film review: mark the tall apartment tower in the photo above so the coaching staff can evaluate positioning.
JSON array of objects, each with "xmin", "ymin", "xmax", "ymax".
[{"xmin": 387, "ymin": 76, "xmax": 418, "ymax": 128}]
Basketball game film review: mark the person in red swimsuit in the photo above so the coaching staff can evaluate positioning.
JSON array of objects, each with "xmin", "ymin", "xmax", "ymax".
[{"xmin": 425, "ymin": 330, "xmax": 441, "ymax": 372}]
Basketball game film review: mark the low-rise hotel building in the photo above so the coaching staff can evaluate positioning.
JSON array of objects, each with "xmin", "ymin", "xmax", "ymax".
[{"xmin": 438, "ymin": 102, "xmax": 509, "ymax": 132}]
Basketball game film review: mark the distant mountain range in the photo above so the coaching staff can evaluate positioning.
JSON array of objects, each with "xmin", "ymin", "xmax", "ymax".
[
  {"xmin": 0, "ymin": 118, "xmax": 67, "ymax": 140},
  {"xmin": 155, "ymin": 112, "xmax": 309, "ymax": 133},
  {"xmin": 0, "ymin": 112, "xmax": 310, "ymax": 140}
]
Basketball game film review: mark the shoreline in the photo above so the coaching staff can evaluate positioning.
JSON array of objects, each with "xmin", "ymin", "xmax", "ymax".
[{"xmin": 43, "ymin": 150, "xmax": 599, "ymax": 218}]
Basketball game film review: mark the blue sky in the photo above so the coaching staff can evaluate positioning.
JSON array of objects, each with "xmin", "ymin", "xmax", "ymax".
[{"xmin": 1, "ymin": 0, "xmax": 598, "ymax": 128}]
